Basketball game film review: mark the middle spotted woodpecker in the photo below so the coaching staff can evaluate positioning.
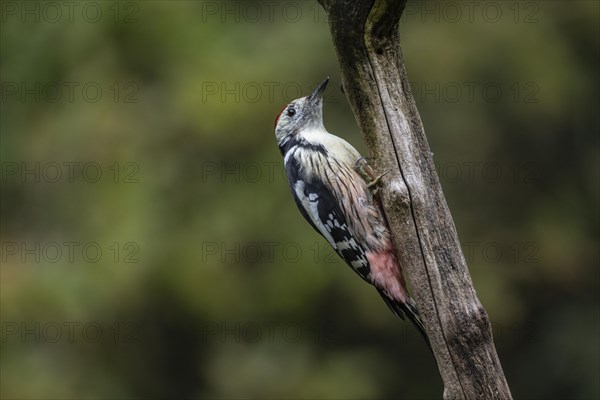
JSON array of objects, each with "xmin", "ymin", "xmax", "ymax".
[{"xmin": 274, "ymin": 77, "xmax": 429, "ymax": 347}]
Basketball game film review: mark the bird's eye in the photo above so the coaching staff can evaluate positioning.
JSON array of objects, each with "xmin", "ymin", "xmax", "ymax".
[{"xmin": 287, "ymin": 108, "xmax": 296, "ymax": 117}]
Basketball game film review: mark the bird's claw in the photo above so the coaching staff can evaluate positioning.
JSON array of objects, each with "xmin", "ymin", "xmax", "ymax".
[
  {"xmin": 367, "ymin": 174, "xmax": 383, "ymax": 195},
  {"xmin": 353, "ymin": 157, "xmax": 372, "ymax": 182},
  {"xmin": 354, "ymin": 156, "xmax": 384, "ymax": 197}
]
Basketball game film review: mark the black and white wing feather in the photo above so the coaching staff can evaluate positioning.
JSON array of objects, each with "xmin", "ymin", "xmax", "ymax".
[{"xmin": 286, "ymin": 157, "xmax": 371, "ymax": 281}]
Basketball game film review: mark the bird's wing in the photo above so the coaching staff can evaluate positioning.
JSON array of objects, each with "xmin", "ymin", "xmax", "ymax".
[{"xmin": 286, "ymin": 169, "xmax": 371, "ymax": 282}]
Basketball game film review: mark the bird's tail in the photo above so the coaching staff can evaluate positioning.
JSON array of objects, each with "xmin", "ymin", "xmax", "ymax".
[{"xmin": 377, "ymin": 290, "xmax": 431, "ymax": 351}]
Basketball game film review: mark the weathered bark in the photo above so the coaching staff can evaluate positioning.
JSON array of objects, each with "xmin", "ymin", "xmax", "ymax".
[{"xmin": 317, "ymin": 0, "xmax": 512, "ymax": 399}]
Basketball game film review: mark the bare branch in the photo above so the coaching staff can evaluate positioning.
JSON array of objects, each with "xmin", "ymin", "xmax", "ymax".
[{"xmin": 317, "ymin": 0, "xmax": 513, "ymax": 398}]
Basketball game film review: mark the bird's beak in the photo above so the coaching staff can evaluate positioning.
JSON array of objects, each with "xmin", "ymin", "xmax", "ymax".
[{"xmin": 308, "ymin": 77, "xmax": 329, "ymax": 104}]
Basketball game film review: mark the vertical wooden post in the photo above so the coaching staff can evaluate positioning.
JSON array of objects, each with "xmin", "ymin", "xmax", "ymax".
[{"xmin": 317, "ymin": 0, "xmax": 513, "ymax": 398}]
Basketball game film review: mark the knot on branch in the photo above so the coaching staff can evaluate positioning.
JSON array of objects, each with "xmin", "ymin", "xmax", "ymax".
[{"xmin": 385, "ymin": 180, "xmax": 411, "ymax": 213}]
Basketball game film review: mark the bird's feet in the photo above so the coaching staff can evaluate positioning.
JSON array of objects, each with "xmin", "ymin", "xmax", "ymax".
[
  {"xmin": 367, "ymin": 174, "xmax": 384, "ymax": 194},
  {"xmin": 354, "ymin": 157, "xmax": 384, "ymax": 197}
]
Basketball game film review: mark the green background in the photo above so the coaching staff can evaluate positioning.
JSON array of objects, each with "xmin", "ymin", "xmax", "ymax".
[{"xmin": 1, "ymin": 1, "xmax": 598, "ymax": 399}]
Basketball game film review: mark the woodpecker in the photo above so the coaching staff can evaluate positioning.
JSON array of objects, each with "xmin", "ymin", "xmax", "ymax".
[{"xmin": 274, "ymin": 77, "xmax": 429, "ymax": 346}]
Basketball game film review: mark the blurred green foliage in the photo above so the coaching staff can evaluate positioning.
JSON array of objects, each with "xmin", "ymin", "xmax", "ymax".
[{"xmin": 1, "ymin": 1, "xmax": 598, "ymax": 399}]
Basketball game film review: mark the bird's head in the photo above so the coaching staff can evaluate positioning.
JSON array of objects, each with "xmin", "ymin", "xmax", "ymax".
[{"xmin": 274, "ymin": 77, "xmax": 329, "ymax": 149}]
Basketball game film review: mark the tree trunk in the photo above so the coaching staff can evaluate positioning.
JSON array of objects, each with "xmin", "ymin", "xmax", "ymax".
[{"xmin": 317, "ymin": 0, "xmax": 513, "ymax": 398}]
